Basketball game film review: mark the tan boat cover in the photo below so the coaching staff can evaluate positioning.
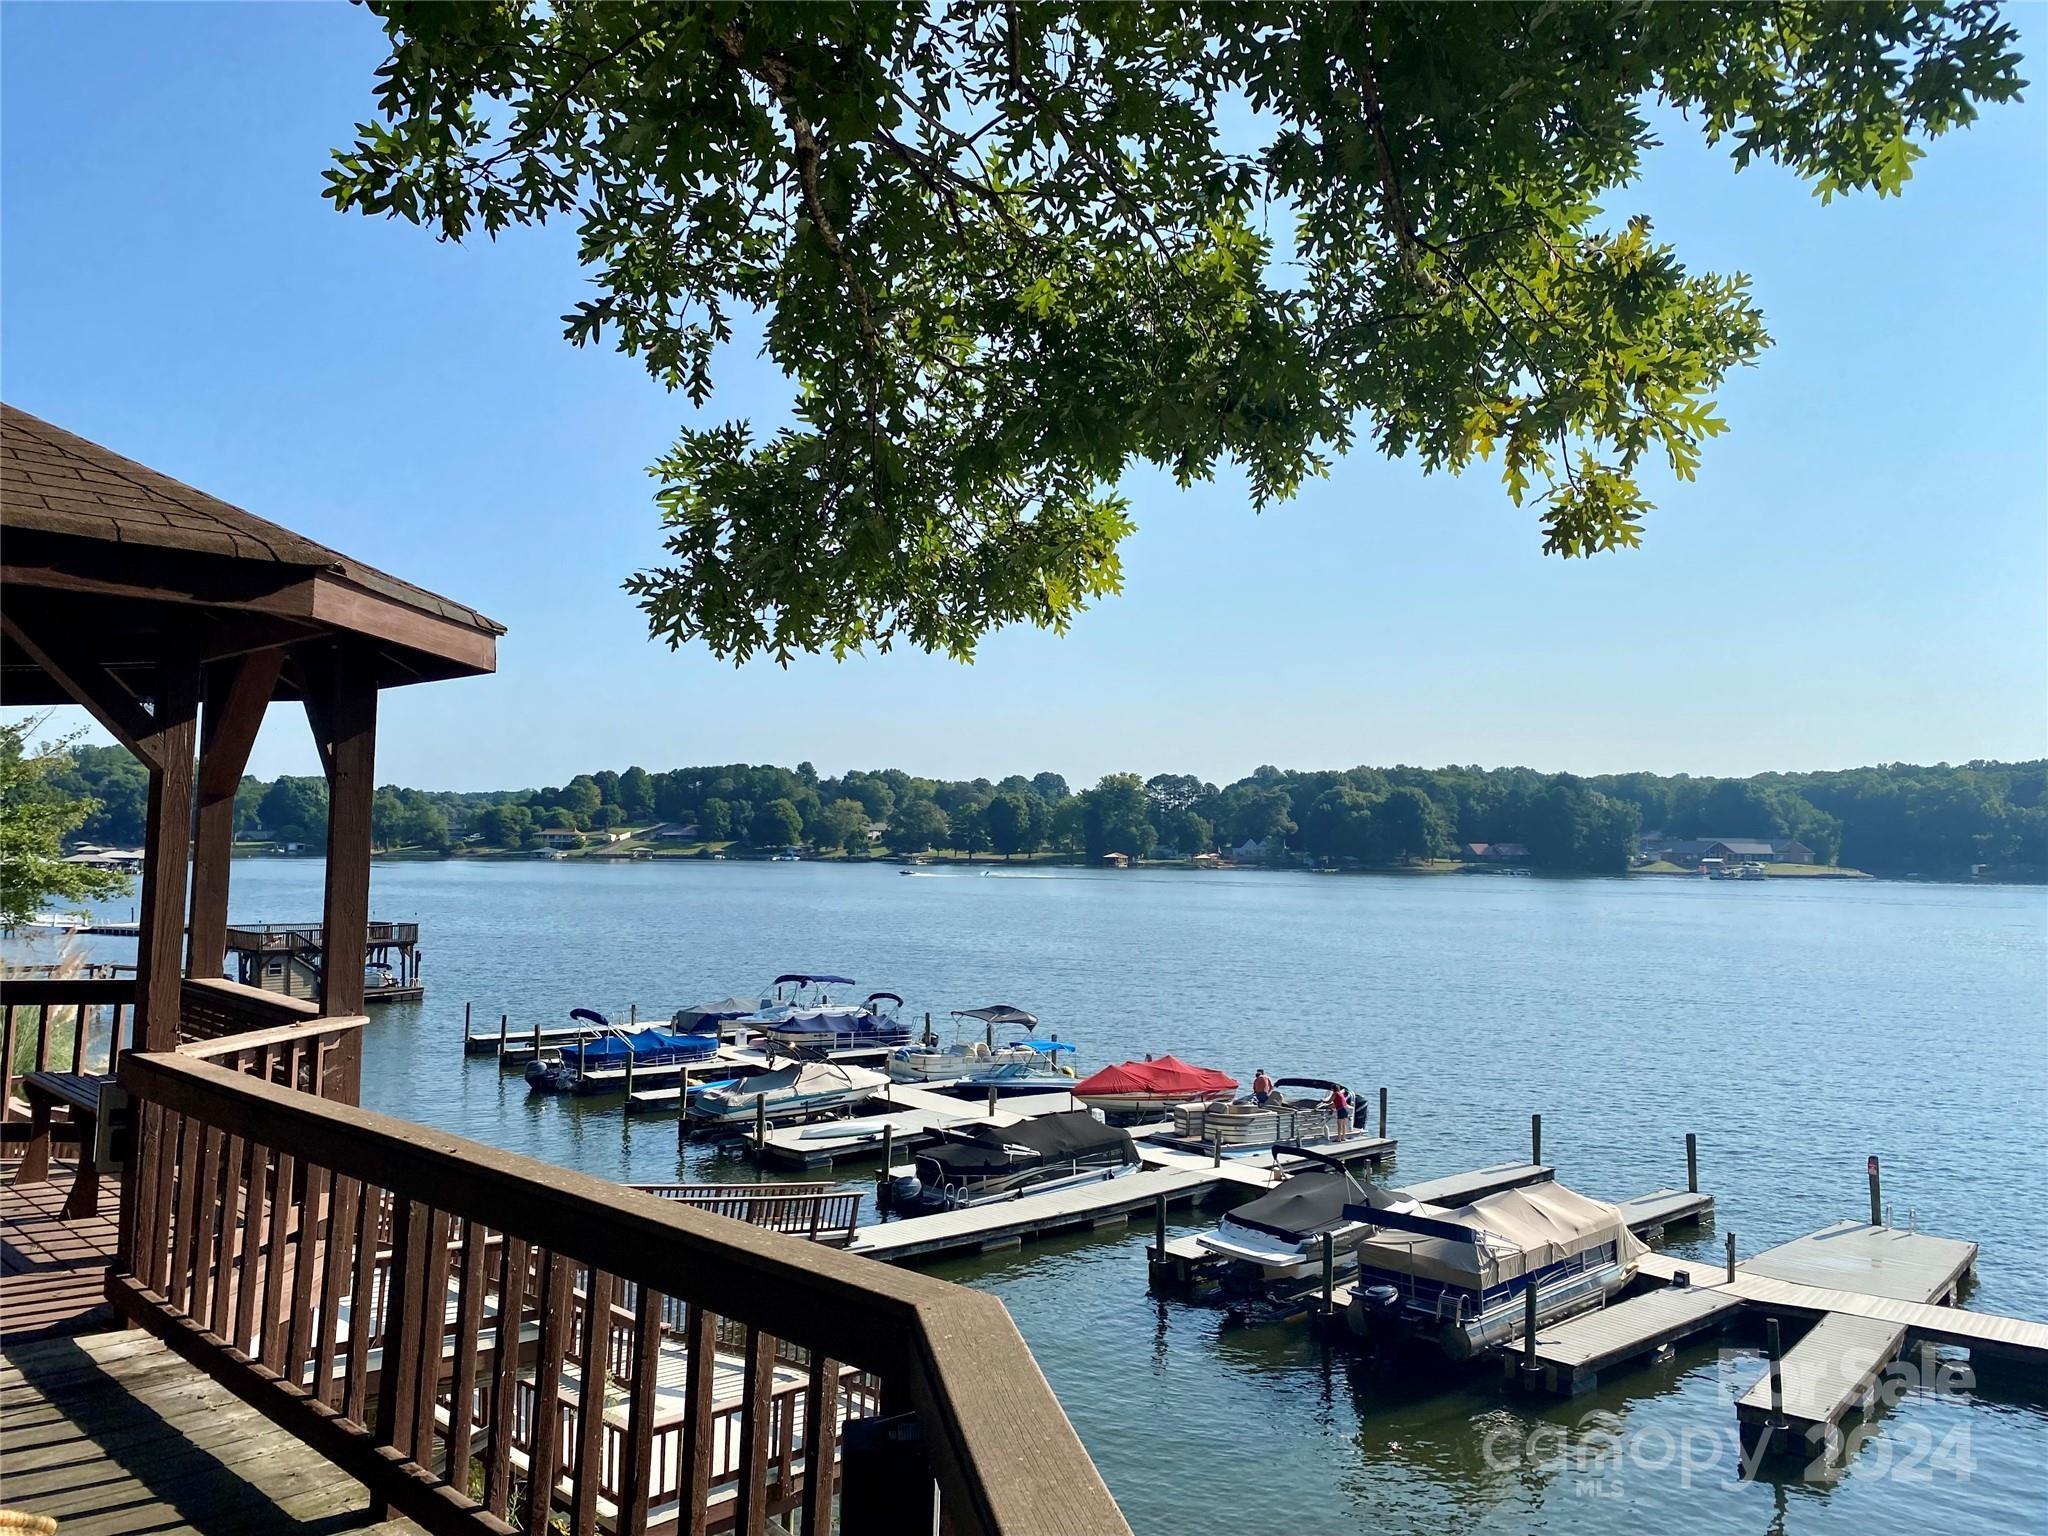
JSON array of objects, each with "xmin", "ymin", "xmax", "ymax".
[{"xmin": 1352, "ymin": 1181, "xmax": 1646, "ymax": 1289}]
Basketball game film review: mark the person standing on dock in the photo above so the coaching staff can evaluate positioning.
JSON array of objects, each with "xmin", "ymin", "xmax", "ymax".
[{"xmin": 1327, "ymin": 1084, "xmax": 1352, "ymax": 1142}]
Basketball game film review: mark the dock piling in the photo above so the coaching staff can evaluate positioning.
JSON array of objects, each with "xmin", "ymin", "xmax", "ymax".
[
  {"xmin": 1726, "ymin": 1231, "xmax": 1737, "ymax": 1283},
  {"xmin": 497, "ymin": 1013, "xmax": 508, "ymax": 1060},
  {"xmin": 1321, "ymin": 1232, "xmax": 1336, "ymax": 1315},
  {"xmin": 1210, "ymin": 1131, "xmax": 1221, "ymax": 1168},
  {"xmin": 1154, "ymin": 1194, "xmax": 1168, "ymax": 1261},
  {"xmin": 1686, "ymin": 1132, "xmax": 1698, "ymax": 1194},
  {"xmin": 630, "ymin": 1003, "xmax": 637, "ymax": 1028},
  {"xmin": 463, "ymin": 1001, "xmax": 471, "ymax": 1041},
  {"xmin": 624, "ymin": 1041, "xmax": 636, "ymax": 1100},
  {"xmin": 881, "ymin": 1123, "xmax": 895, "ymax": 1174},
  {"xmin": 1509, "ymin": 1281, "xmax": 1546, "ymax": 1392},
  {"xmin": 988, "ymin": 1085, "xmax": 998, "ymax": 1116},
  {"xmin": 1868, "ymin": 1155, "xmax": 1883, "ymax": 1227},
  {"xmin": 1766, "ymin": 1317, "xmax": 1786, "ymax": 1424},
  {"xmin": 1378, "ymin": 1086, "xmax": 1387, "ymax": 1139},
  {"xmin": 1531, "ymin": 1113, "xmax": 1542, "ymax": 1166},
  {"xmin": 533, "ymin": 1015, "xmax": 541, "ymax": 1059}
]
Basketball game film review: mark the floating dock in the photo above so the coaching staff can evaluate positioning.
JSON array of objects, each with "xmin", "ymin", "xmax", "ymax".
[
  {"xmin": 1507, "ymin": 1283, "xmax": 1748, "ymax": 1395},
  {"xmin": 1737, "ymin": 1312, "xmax": 1906, "ymax": 1463},
  {"xmin": 850, "ymin": 1134, "xmax": 1396, "ymax": 1266}
]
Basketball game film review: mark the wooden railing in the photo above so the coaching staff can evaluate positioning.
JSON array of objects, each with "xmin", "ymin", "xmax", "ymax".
[
  {"xmin": 177, "ymin": 1018, "xmax": 366, "ymax": 1104},
  {"xmin": 626, "ymin": 1184, "xmax": 861, "ymax": 1246},
  {"xmin": 1, "ymin": 976, "xmax": 135, "ymax": 1119},
  {"xmin": 112, "ymin": 1050, "xmax": 1130, "ymax": 1536},
  {"xmin": 179, "ymin": 975, "xmax": 322, "ymax": 1039}
]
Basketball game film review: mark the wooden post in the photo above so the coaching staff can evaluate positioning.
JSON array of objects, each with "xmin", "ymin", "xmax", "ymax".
[
  {"xmin": 307, "ymin": 645, "xmax": 377, "ymax": 1103},
  {"xmin": 755, "ymin": 1093, "xmax": 767, "ymax": 1149},
  {"xmin": 1154, "ymin": 1193, "xmax": 1168, "ymax": 1259},
  {"xmin": 1524, "ymin": 1282, "xmax": 1539, "ymax": 1365},
  {"xmin": 630, "ymin": 1003, "xmax": 637, "ymax": 1028},
  {"xmin": 1320, "ymin": 1231, "xmax": 1336, "ymax": 1314},
  {"xmin": 987, "ymin": 1084, "xmax": 998, "ymax": 1116},
  {"xmin": 1686, "ymin": 1132, "xmax": 1699, "ymax": 1194},
  {"xmin": 624, "ymin": 1039, "xmax": 636, "ymax": 1101},
  {"xmin": 534, "ymin": 1015, "xmax": 542, "ymax": 1058},
  {"xmin": 1531, "ymin": 1113, "xmax": 1542, "ymax": 1166},
  {"xmin": 463, "ymin": 1000, "xmax": 471, "ymax": 1042},
  {"xmin": 188, "ymin": 649, "xmax": 281, "ymax": 983},
  {"xmin": 1210, "ymin": 1131, "xmax": 1221, "ymax": 1167},
  {"xmin": 1766, "ymin": 1318, "xmax": 1785, "ymax": 1420},
  {"xmin": 1378, "ymin": 1085, "xmax": 1387, "ymax": 1139},
  {"xmin": 134, "ymin": 656, "xmax": 201, "ymax": 1050},
  {"xmin": 1868, "ymin": 1155, "xmax": 1882, "ymax": 1227},
  {"xmin": 1726, "ymin": 1231, "xmax": 1737, "ymax": 1284},
  {"xmin": 881, "ymin": 1123, "xmax": 895, "ymax": 1174},
  {"xmin": 497, "ymin": 1012, "xmax": 508, "ymax": 1059}
]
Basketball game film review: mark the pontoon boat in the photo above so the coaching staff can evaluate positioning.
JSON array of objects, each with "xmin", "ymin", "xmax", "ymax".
[
  {"xmin": 1172, "ymin": 1077, "xmax": 1343, "ymax": 1148},
  {"xmin": 525, "ymin": 1009, "xmax": 719, "ymax": 1094},
  {"xmin": 1072, "ymin": 1056, "xmax": 1237, "ymax": 1115},
  {"xmin": 1341, "ymin": 1181, "xmax": 1646, "ymax": 1358},
  {"xmin": 739, "ymin": 974, "xmax": 913, "ymax": 1050},
  {"xmin": 887, "ymin": 1005, "xmax": 1078, "ymax": 1095},
  {"xmin": 685, "ymin": 1060, "xmax": 889, "ymax": 1130},
  {"xmin": 1194, "ymin": 1153, "xmax": 1391, "ymax": 1288}
]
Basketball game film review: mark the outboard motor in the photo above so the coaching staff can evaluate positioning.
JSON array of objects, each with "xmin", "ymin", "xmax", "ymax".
[
  {"xmin": 1347, "ymin": 1283, "xmax": 1404, "ymax": 1350},
  {"xmin": 887, "ymin": 1173, "xmax": 923, "ymax": 1209}
]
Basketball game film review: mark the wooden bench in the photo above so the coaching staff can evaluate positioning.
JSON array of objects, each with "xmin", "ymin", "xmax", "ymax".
[{"xmin": 10, "ymin": 1072, "xmax": 127, "ymax": 1219}]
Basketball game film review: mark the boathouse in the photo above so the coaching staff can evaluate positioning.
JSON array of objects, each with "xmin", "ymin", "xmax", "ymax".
[{"xmin": 0, "ymin": 404, "xmax": 1125, "ymax": 1536}]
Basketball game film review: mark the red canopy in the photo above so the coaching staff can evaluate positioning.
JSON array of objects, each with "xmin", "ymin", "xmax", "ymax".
[{"xmin": 1073, "ymin": 1056, "xmax": 1238, "ymax": 1098}]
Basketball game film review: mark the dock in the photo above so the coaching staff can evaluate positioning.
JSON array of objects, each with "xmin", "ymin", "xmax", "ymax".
[
  {"xmin": 746, "ymin": 1084, "xmax": 1084, "ymax": 1168},
  {"xmin": 1505, "ymin": 1283, "xmax": 1749, "ymax": 1395},
  {"xmin": 1737, "ymin": 1312, "xmax": 1906, "ymax": 1462},
  {"xmin": 851, "ymin": 1135, "xmax": 1396, "ymax": 1266}
]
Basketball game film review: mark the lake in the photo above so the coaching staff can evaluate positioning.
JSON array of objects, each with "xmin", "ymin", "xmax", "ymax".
[{"xmin": 49, "ymin": 858, "xmax": 2048, "ymax": 1534}]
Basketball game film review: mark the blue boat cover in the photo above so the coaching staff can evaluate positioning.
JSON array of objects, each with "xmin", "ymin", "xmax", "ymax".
[
  {"xmin": 569, "ymin": 1027, "xmax": 717, "ymax": 1068},
  {"xmin": 1017, "ymin": 1040, "xmax": 1077, "ymax": 1054}
]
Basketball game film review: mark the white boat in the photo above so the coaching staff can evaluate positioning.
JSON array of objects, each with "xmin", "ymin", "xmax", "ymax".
[
  {"xmin": 1342, "ymin": 1181, "xmax": 1646, "ymax": 1359},
  {"xmin": 685, "ymin": 1060, "xmax": 888, "ymax": 1130},
  {"xmin": 887, "ymin": 1005, "xmax": 1078, "ymax": 1095},
  {"xmin": 1195, "ymin": 1155, "xmax": 1390, "ymax": 1287}
]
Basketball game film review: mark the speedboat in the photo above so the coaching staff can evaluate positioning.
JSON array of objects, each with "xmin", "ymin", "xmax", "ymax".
[
  {"xmin": 685, "ymin": 1060, "xmax": 889, "ymax": 1130},
  {"xmin": 1195, "ymin": 1153, "xmax": 1390, "ymax": 1288},
  {"xmin": 739, "ymin": 974, "xmax": 913, "ymax": 1050},
  {"xmin": 525, "ymin": 1009, "xmax": 719, "ymax": 1094},
  {"xmin": 1072, "ymin": 1056, "xmax": 1236, "ymax": 1116},
  {"xmin": 887, "ymin": 1006, "xmax": 1078, "ymax": 1095},
  {"xmin": 1173, "ymin": 1077, "xmax": 1344, "ymax": 1148},
  {"xmin": 894, "ymin": 1111, "xmax": 1138, "ymax": 1211},
  {"xmin": 1341, "ymin": 1181, "xmax": 1646, "ymax": 1359}
]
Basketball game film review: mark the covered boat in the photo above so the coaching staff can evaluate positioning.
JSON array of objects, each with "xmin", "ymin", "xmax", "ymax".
[
  {"xmin": 903, "ymin": 1110, "xmax": 1137, "ymax": 1210},
  {"xmin": 1341, "ymin": 1181, "xmax": 1647, "ymax": 1359},
  {"xmin": 1195, "ymin": 1160, "xmax": 1390, "ymax": 1286},
  {"xmin": 685, "ymin": 1060, "xmax": 889, "ymax": 1130},
  {"xmin": 524, "ymin": 1010, "xmax": 719, "ymax": 1094},
  {"xmin": 1072, "ymin": 1056, "xmax": 1237, "ymax": 1115},
  {"xmin": 1173, "ymin": 1077, "xmax": 1344, "ymax": 1148},
  {"xmin": 742, "ymin": 975, "xmax": 912, "ymax": 1050}
]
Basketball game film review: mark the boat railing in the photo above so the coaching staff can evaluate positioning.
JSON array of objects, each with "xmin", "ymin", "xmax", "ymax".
[{"xmin": 111, "ymin": 1047, "xmax": 1129, "ymax": 1536}]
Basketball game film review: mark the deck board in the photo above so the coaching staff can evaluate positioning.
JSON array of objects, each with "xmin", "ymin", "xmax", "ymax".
[
  {"xmin": 1, "ymin": 1162, "xmax": 120, "ymax": 1342},
  {"xmin": 0, "ymin": 1329, "xmax": 422, "ymax": 1534}
]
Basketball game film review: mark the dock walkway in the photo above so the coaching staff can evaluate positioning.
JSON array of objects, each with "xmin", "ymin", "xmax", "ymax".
[
  {"xmin": 1736, "ymin": 1312, "xmax": 1906, "ymax": 1460},
  {"xmin": 851, "ymin": 1135, "xmax": 1396, "ymax": 1266},
  {"xmin": 1508, "ymin": 1283, "xmax": 1748, "ymax": 1395}
]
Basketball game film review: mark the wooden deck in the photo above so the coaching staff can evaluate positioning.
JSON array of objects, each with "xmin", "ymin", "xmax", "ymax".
[
  {"xmin": 2, "ymin": 1330, "xmax": 421, "ymax": 1535},
  {"xmin": 1736, "ymin": 1312, "xmax": 1906, "ymax": 1459},
  {"xmin": 2, "ymin": 1162, "xmax": 119, "ymax": 1343}
]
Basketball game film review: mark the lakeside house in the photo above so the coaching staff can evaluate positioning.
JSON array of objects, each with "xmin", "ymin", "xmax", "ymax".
[
  {"xmin": 1465, "ymin": 842, "xmax": 1531, "ymax": 861},
  {"xmin": 1645, "ymin": 835, "xmax": 1816, "ymax": 867},
  {"xmin": 652, "ymin": 820, "xmax": 699, "ymax": 840},
  {"xmin": 530, "ymin": 826, "xmax": 585, "ymax": 849}
]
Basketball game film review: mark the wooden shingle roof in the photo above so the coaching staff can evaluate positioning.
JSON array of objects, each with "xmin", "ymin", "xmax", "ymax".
[{"xmin": 1, "ymin": 404, "xmax": 502, "ymax": 639}]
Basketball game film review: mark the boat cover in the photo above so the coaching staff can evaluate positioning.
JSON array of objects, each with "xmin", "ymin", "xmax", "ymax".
[
  {"xmin": 1073, "ymin": 1056, "xmax": 1237, "ymax": 1098},
  {"xmin": 676, "ymin": 996, "xmax": 758, "ymax": 1022},
  {"xmin": 774, "ymin": 973, "xmax": 854, "ymax": 986},
  {"xmin": 920, "ymin": 1111, "xmax": 1135, "ymax": 1178},
  {"xmin": 1350, "ymin": 1181, "xmax": 1646, "ymax": 1289},
  {"xmin": 953, "ymin": 1004, "xmax": 1040, "ymax": 1027},
  {"xmin": 1227, "ymin": 1170, "xmax": 1367, "ymax": 1240},
  {"xmin": 569, "ymin": 1027, "xmax": 716, "ymax": 1068}
]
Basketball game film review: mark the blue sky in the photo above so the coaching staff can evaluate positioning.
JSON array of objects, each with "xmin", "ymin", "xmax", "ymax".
[{"xmin": 5, "ymin": 2, "xmax": 2044, "ymax": 790}]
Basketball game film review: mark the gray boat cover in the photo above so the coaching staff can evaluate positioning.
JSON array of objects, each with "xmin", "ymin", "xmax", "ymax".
[
  {"xmin": 1351, "ymin": 1181, "xmax": 1646, "ymax": 1289},
  {"xmin": 919, "ymin": 1111, "xmax": 1135, "ymax": 1178}
]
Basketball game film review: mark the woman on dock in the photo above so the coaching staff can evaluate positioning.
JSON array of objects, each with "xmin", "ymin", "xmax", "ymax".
[{"xmin": 1327, "ymin": 1084, "xmax": 1352, "ymax": 1141}]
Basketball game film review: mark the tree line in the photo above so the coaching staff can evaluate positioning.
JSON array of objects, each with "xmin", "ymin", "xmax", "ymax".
[{"xmin": 46, "ymin": 747, "xmax": 2048, "ymax": 878}]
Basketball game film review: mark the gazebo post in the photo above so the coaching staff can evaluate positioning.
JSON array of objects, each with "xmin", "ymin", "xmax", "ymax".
[
  {"xmin": 187, "ymin": 650, "xmax": 283, "ymax": 983},
  {"xmin": 134, "ymin": 657, "xmax": 201, "ymax": 1051},
  {"xmin": 307, "ymin": 644, "xmax": 378, "ymax": 1104}
]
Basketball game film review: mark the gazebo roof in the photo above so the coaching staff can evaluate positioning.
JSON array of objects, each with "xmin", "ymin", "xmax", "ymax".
[{"xmin": 1, "ymin": 404, "xmax": 501, "ymax": 700}]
